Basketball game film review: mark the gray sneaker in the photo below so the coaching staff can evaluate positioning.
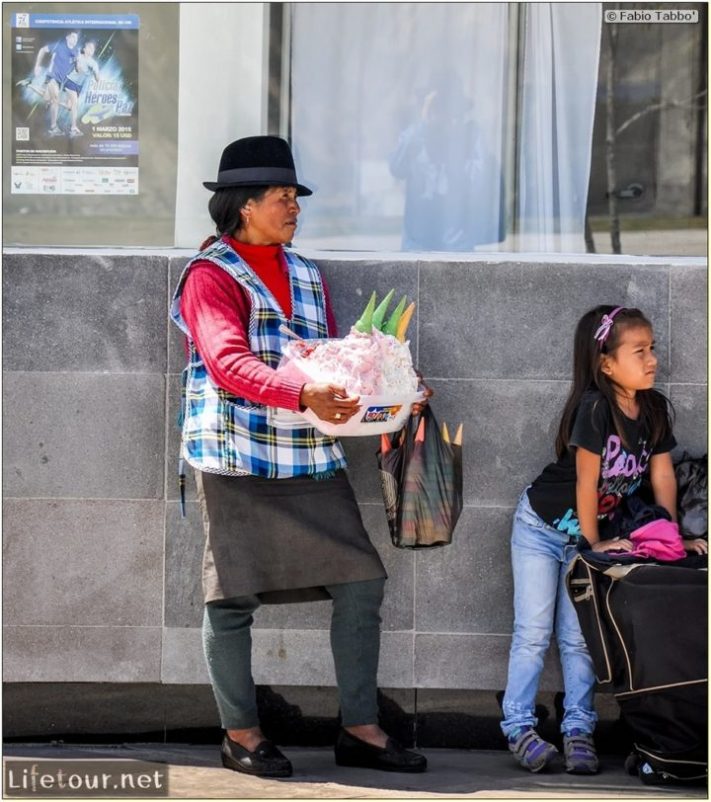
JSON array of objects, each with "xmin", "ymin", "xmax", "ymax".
[
  {"xmin": 508, "ymin": 727, "xmax": 559, "ymax": 772},
  {"xmin": 563, "ymin": 728, "xmax": 599, "ymax": 774}
]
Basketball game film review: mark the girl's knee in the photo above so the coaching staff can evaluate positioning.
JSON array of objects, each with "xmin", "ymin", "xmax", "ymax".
[
  {"xmin": 557, "ymin": 633, "xmax": 590, "ymax": 654},
  {"xmin": 511, "ymin": 626, "xmax": 553, "ymax": 653}
]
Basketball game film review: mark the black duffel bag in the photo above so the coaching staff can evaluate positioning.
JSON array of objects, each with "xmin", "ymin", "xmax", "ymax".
[{"xmin": 566, "ymin": 551, "xmax": 707, "ymax": 786}]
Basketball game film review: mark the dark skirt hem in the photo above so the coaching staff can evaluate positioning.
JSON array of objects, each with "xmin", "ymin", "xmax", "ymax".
[{"xmin": 196, "ymin": 468, "xmax": 386, "ymax": 604}]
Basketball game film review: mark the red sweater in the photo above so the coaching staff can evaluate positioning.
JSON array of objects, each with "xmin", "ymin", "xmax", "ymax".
[{"xmin": 180, "ymin": 236, "xmax": 338, "ymax": 412}]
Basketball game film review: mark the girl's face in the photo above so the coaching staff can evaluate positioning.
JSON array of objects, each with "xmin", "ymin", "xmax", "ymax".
[{"xmin": 601, "ymin": 324, "xmax": 658, "ymax": 393}]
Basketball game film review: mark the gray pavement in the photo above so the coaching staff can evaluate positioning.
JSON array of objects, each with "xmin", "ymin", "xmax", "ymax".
[{"xmin": 3, "ymin": 742, "xmax": 706, "ymax": 799}]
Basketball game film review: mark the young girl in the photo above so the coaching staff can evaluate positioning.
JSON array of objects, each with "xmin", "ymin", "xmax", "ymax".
[{"xmin": 500, "ymin": 305, "xmax": 706, "ymax": 775}]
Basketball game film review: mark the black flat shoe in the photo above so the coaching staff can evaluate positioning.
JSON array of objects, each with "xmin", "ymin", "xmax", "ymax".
[
  {"xmin": 221, "ymin": 734, "xmax": 293, "ymax": 777},
  {"xmin": 334, "ymin": 728, "xmax": 428, "ymax": 773}
]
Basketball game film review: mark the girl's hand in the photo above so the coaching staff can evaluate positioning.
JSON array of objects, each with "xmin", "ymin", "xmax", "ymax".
[
  {"xmin": 683, "ymin": 538, "xmax": 708, "ymax": 555},
  {"xmin": 592, "ymin": 538, "xmax": 633, "ymax": 553}
]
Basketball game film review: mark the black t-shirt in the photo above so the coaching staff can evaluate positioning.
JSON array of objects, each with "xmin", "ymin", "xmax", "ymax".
[{"xmin": 527, "ymin": 390, "xmax": 676, "ymax": 538}]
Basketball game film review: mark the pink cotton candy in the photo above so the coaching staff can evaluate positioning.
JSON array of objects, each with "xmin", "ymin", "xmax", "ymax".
[{"xmin": 280, "ymin": 328, "xmax": 419, "ymax": 396}]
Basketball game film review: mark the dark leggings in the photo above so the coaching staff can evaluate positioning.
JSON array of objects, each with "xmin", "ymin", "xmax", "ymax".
[{"xmin": 202, "ymin": 577, "xmax": 386, "ymax": 728}]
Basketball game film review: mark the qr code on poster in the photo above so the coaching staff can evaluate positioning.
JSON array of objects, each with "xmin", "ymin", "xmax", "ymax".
[{"xmin": 15, "ymin": 127, "xmax": 30, "ymax": 141}]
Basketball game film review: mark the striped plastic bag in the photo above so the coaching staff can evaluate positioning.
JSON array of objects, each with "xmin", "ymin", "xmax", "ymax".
[{"xmin": 377, "ymin": 405, "xmax": 463, "ymax": 548}]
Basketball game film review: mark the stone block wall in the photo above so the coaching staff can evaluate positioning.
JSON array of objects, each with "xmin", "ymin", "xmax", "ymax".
[{"xmin": 2, "ymin": 249, "xmax": 706, "ymax": 733}]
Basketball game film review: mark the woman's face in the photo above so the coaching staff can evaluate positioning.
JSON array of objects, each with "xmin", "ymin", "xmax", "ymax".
[{"xmin": 241, "ymin": 186, "xmax": 300, "ymax": 245}]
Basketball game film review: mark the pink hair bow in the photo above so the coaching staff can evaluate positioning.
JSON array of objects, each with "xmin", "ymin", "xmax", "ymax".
[{"xmin": 594, "ymin": 306, "xmax": 625, "ymax": 347}]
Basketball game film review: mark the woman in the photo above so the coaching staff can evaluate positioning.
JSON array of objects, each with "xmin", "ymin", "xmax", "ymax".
[{"xmin": 170, "ymin": 136, "xmax": 428, "ymax": 777}]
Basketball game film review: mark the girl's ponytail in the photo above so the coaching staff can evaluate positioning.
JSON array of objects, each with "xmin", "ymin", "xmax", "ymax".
[{"xmin": 555, "ymin": 308, "xmax": 604, "ymax": 458}]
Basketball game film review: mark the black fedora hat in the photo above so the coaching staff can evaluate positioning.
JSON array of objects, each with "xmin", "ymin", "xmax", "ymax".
[{"xmin": 203, "ymin": 135, "xmax": 313, "ymax": 196}]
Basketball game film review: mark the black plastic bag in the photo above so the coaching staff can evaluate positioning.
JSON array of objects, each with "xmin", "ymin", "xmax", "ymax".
[
  {"xmin": 674, "ymin": 452, "xmax": 707, "ymax": 539},
  {"xmin": 377, "ymin": 405, "xmax": 463, "ymax": 548}
]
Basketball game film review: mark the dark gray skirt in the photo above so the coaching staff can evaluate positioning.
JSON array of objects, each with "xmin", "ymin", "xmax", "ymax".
[{"xmin": 195, "ymin": 469, "xmax": 386, "ymax": 604}]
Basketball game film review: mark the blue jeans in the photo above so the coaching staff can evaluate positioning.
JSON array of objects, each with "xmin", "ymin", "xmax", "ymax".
[{"xmin": 500, "ymin": 490, "xmax": 598, "ymax": 737}]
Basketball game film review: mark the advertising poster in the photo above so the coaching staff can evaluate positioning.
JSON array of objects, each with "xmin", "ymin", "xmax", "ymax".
[{"xmin": 11, "ymin": 11, "xmax": 139, "ymax": 195}]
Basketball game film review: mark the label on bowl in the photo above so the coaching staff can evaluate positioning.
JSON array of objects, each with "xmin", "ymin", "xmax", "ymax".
[{"xmin": 360, "ymin": 404, "xmax": 403, "ymax": 424}]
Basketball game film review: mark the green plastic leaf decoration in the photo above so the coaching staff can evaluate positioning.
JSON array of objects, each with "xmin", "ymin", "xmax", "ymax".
[
  {"xmin": 383, "ymin": 295, "xmax": 408, "ymax": 336},
  {"xmin": 354, "ymin": 291, "xmax": 377, "ymax": 333},
  {"xmin": 371, "ymin": 289, "xmax": 395, "ymax": 331}
]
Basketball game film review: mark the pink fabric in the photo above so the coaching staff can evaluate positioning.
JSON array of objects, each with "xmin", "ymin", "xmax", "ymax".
[{"xmin": 627, "ymin": 519, "xmax": 686, "ymax": 561}]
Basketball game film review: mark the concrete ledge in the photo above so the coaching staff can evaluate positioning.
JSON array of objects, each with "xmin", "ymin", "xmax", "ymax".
[
  {"xmin": 2, "ymin": 250, "xmax": 706, "ymax": 727},
  {"xmin": 2, "ymin": 253, "xmax": 169, "ymax": 373},
  {"xmin": 414, "ymin": 634, "xmax": 563, "ymax": 691},
  {"xmin": 3, "ymin": 246, "xmax": 706, "ymax": 267},
  {"xmin": 4, "ymin": 500, "xmax": 164, "ymax": 627},
  {"xmin": 4, "ymin": 683, "xmax": 633, "ymax": 753},
  {"xmin": 161, "ymin": 628, "xmax": 416, "ymax": 687},
  {"xmin": 3, "ymin": 627, "xmax": 162, "ymax": 683},
  {"xmin": 3, "ymin": 373, "xmax": 165, "ymax": 500}
]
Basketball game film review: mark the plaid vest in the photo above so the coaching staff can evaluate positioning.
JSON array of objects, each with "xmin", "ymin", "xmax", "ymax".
[{"xmin": 170, "ymin": 239, "xmax": 347, "ymax": 479}]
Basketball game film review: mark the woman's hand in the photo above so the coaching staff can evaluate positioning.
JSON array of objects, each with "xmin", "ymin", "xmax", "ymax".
[
  {"xmin": 591, "ymin": 538, "xmax": 633, "ymax": 553},
  {"xmin": 299, "ymin": 383, "xmax": 360, "ymax": 424},
  {"xmin": 411, "ymin": 371, "xmax": 433, "ymax": 416},
  {"xmin": 683, "ymin": 537, "xmax": 708, "ymax": 555}
]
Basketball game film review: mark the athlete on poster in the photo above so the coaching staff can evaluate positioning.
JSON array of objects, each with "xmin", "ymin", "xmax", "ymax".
[{"xmin": 11, "ymin": 12, "xmax": 139, "ymax": 195}]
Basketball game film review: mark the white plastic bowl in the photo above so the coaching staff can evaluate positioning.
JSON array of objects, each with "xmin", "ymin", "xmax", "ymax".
[{"xmin": 301, "ymin": 391, "xmax": 425, "ymax": 437}]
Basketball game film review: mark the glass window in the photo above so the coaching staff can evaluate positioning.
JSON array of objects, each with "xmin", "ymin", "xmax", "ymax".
[
  {"xmin": 3, "ymin": 2, "xmax": 705, "ymax": 255},
  {"xmin": 173, "ymin": 3, "xmax": 269, "ymax": 249},
  {"xmin": 290, "ymin": 2, "xmax": 515, "ymax": 252},
  {"xmin": 289, "ymin": 3, "xmax": 606, "ymax": 253},
  {"xmin": 586, "ymin": 2, "xmax": 707, "ymax": 256},
  {"xmin": 287, "ymin": 2, "xmax": 706, "ymax": 255}
]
